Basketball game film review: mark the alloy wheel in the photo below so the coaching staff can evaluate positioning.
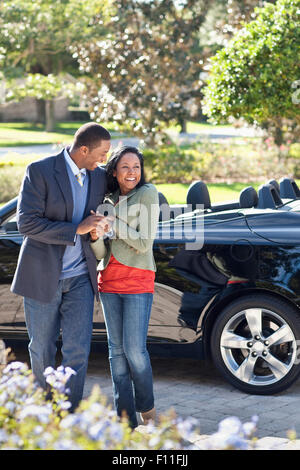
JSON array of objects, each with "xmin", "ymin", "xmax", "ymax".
[{"xmin": 220, "ymin": 307, "xmax": 298, "ymax": 386}]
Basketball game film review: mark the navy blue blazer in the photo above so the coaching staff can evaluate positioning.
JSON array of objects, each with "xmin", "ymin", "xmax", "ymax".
[{"xmin": 11, "ymin": 149, "xmax": 107, "ymax": 302}]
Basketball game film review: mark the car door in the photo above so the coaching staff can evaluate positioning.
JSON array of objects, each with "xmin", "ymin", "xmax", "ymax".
[{"xmin": 0, "ymin": 211, "xmax": 25, "ymax": 338}]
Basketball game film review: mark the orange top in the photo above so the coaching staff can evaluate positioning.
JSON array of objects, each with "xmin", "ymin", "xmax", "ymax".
[{"xmin": 98, "ymin": 254, "xmax": 155, "ymax": 294}]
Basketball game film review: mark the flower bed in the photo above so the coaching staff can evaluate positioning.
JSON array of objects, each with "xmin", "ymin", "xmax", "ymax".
[{"xmin": 0, "ymin": 341, "xmax": 263, "ymax": 450}]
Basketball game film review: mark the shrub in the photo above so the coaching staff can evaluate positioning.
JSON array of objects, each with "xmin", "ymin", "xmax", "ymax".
[
  {"xmin": 0, "ymin": 167, "xmax": 24, "ymax": 203},
  {"xmin": 0, "ymin": 342, "xmax": 200, "ymax": 450},
  {"xmin": 144, "ymin": 138, "xmax": 297, "ymax": 184},
  {"xmin": 0, "ymin": 340, "xmax": 263, "ymax": 451},
  {"xmin": 202, "ymin": 0, "xmax": 300, "ymax": 146},
  {"xmin": 0, "ymin": 154, "xmax": 41, "ymax": 203},
  {"xmin": 143, "ymin": 145, "xmax": 196, "ymax": 183},
  {"xmin": 202, "ymin": 416, "xmax": 259, "ymax": 450}
]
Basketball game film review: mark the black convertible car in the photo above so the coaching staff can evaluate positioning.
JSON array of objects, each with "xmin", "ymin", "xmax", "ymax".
[{"xmin": 1, "ymin": 177, "xmax": 300, "ymax": 395}]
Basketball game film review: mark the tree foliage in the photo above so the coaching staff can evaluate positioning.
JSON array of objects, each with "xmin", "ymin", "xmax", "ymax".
[
  {"xmin": 74, "ymin": 0, "xmax": 210, "ymax": 144},
  {"xmin": 202, "ymin": 0, "xmax": 300, "ymax": 146},
  {"xmin": 0, "ymin": 0, "xmax": 112, "ymax": 130},
  {"xmin": 215, "ymin": 0, "xmax": 277, "ymax": 34}
]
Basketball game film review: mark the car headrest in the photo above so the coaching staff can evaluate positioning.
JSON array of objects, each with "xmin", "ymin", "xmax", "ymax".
[
  {"xmin": 257, "ymin": 183, "xmax": 283, "ymax": 209},
  {"xmin": 267, "ymin": 179, "xmax": 280, "ymax": 195},
  {"xmin": 158, "ymin": 192, "xmax": 171, "ymax": 221},
  {"xmin": 186, "ymin": 181, "xmax": 211, "ymax": 210},
  {"xmin": 279, "ymin": 177, "xmax": 300, "ymax": 199},
  {"xmin": 158, "ymin": 192, "xmax": 169, "ymax": 206},
  {"xmin": 239, "ymin": 186, "xmax": 258, "ymax": 208}
]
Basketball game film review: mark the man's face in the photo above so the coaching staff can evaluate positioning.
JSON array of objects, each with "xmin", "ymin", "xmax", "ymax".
[{"xmin": 80, "ymin": 139, "xmax": 111, "ymax": 170}]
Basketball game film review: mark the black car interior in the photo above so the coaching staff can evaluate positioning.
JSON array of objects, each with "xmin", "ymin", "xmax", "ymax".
[{"xmin": 158, "ymin": 178, "xmax": 300, "ymax": 221}]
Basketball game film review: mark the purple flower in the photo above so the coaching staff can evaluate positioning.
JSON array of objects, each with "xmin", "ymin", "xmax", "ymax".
[
  {"xmin": 3, "ymin": 362, "xmax": 28, "ymax": 374},
  {"xmin": 109, "ymin": 423, "xmax": 123, "ymax": 442},
  {"xmin": 218, "ymin": 416, "xmax": 242, "ymax": 435},
  {"xmin": 19, "ymin": 404, "xmax": 52, "ymax": 423},
  {"xmin": 43, "ymin": 366, "xmax": 76, "ymax": 394}
]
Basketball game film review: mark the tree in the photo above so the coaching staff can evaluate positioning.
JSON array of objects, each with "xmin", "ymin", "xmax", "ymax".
[
  {"xmin": 74, "ymin": 0, "xmax": 211, "ymax": 144},
  {"xmin": 215, "ymin": 0, "xmax": 277, "ymax": 34},
  {"xmin": 0, "ymin": 0, "xmax": 112, "ymax": 131},
  {"xmin": 202, "ymin": 0, "xmax": 300, "ymax": 146}
]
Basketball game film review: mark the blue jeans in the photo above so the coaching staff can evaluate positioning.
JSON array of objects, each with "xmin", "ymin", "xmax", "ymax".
[
  {"xmin": 100, "ymin": 293, "xmax": 154, "ymax": 428},
  {"xmin": 24, "ymin": 274, "xmax": 94, "ymax": 411}
]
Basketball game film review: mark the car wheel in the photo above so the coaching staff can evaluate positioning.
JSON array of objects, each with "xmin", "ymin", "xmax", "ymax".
[{"xmin": 210, "ymin": 294, "xmax": 300, "ymax": 394}]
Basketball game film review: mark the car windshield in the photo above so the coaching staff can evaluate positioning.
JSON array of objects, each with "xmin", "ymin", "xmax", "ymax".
[{"xmin": 0, "ymin": 214, "xmax": 18, "ymax": 233}]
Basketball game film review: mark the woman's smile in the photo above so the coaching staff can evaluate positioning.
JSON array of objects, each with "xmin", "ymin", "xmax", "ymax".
[{"xmin": 113, "ymin": 152, "xmax": 142, "ymax": 195}]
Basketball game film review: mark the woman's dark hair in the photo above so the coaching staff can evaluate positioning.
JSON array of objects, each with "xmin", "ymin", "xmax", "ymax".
[{"xmin": 106, "ymin": 146, "xmax": 146, "ymax": 192}]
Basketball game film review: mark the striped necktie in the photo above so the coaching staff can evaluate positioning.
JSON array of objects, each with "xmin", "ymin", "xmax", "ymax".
[{"xmin": 75, "ymin": 171, "xmax": 84, "ymax": 187}]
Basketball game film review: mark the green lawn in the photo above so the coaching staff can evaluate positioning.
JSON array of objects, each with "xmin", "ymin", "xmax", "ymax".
[
  {"xmin": 167, "ymin": 121, "xmax": 232, "ymax": 134},
  {"xmin": 0, "ymin": 121, "xmax": 232, "ymax": 147},
  {"xmin": 0, "ymin": 122, "xmax": 75, "ymax": 146},
  {"xmin": 0, "ymin": 122, "xmax": 123, "ymax": 146}
]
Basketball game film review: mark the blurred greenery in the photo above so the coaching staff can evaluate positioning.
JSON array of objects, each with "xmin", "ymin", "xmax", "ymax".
[
  {"xmin": 75, "ymin": 0, "xmax": 211, "ymax": 145},
  {"xmin": 1, "ymin": 135, "xmax": 299, "ymax": 204},
  {"xmin": 0, "ymin": 121, "xmax": 230, "ymax": 146},
  {"xmin": 143, "ymin": 138, "xmax": 300, "ymax": 184},
  {"xmin": 203, "ymin": 0, "xmax": 300, "ymax": 146},
  {"xmin": 0, "ymin": 0, "xmax": 297, "ymax": 146},
  {"xmin": 0, "ymin": 124, "xmax": 74, "ymax": 146},
  {"xmin": 0, "ymin": 0, "xmax": 112, "ymax": 131},
  {"xmin": 0, "ymin": 121, "xmax": 122, "ymax": 146},
  {"xmin": 0, "ymin": 0, "xmax": 298, "ymax": 171}
]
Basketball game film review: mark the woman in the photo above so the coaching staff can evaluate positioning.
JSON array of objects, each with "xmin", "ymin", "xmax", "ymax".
[{"xmin": 90, "ymin": 146, "xmax": 159, "ymax": 429}]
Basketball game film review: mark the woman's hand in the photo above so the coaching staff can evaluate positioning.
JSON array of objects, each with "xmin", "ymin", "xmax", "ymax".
[
  {"xmin": 90, "ymin": 210, "xmax": 115, "ymax": 239},
  {"xmin": 90, "ymin": 228, "xmax": 99, "ymax": 241}
]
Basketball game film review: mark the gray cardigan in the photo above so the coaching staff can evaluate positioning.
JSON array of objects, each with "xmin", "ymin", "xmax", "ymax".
[{"xmin": 91, "ymin": 183, "xmax": 159, "ymax": 271}]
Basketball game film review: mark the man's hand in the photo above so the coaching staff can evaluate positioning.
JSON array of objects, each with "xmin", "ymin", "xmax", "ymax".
[{"xmin": 76, "ymin": 213, "xmax": 105, "ymax": 235}]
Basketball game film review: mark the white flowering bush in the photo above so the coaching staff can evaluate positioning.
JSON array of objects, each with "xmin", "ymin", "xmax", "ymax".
[
  {"xmin": 0, "ymin": 342, "xmax": 260, "ymax": 450},
  {"xmin": 0, "ymin": 351, "xmax": 200, "ymax": 450},
  {"xmin": 202, "ymin": 416, "xmax": 259, "ymax": 450}
]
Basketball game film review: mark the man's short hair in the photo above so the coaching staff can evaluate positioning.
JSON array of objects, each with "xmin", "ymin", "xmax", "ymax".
[{"xmin": 73, "ymin": 122, "xmax": 111, "ymax": 150}]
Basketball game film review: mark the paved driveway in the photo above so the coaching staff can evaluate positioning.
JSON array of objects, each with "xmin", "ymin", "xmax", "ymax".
[{"xmin": 84, "ymin": 350, "xmax": 300, "ymax": 441}]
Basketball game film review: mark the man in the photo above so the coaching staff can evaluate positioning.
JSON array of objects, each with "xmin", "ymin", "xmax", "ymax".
[{"xmin": 11, "ymin": 122, "xmax": 111, "ymax": 410}]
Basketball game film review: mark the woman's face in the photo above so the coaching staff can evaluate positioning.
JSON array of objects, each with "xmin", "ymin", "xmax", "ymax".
[{"xmin": 113, "ymin": 152, "xmax": 142, "ymax": 195}]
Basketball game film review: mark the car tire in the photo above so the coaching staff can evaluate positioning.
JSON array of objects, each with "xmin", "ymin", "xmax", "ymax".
[{"xmin": 210, "ymin": 294, "xmax": 300, "ymax": 394}]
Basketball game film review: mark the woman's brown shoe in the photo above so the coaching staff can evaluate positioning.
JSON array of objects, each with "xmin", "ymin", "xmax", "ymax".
[{"xmin": 140, "ymin": 407, "xmax": 156, "ymax": 425}]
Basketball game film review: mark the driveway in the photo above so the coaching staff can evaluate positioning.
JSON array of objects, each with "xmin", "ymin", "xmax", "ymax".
[{"xmin": 85, "ymin": 351, "xmax": 300, "ymax": 442}]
